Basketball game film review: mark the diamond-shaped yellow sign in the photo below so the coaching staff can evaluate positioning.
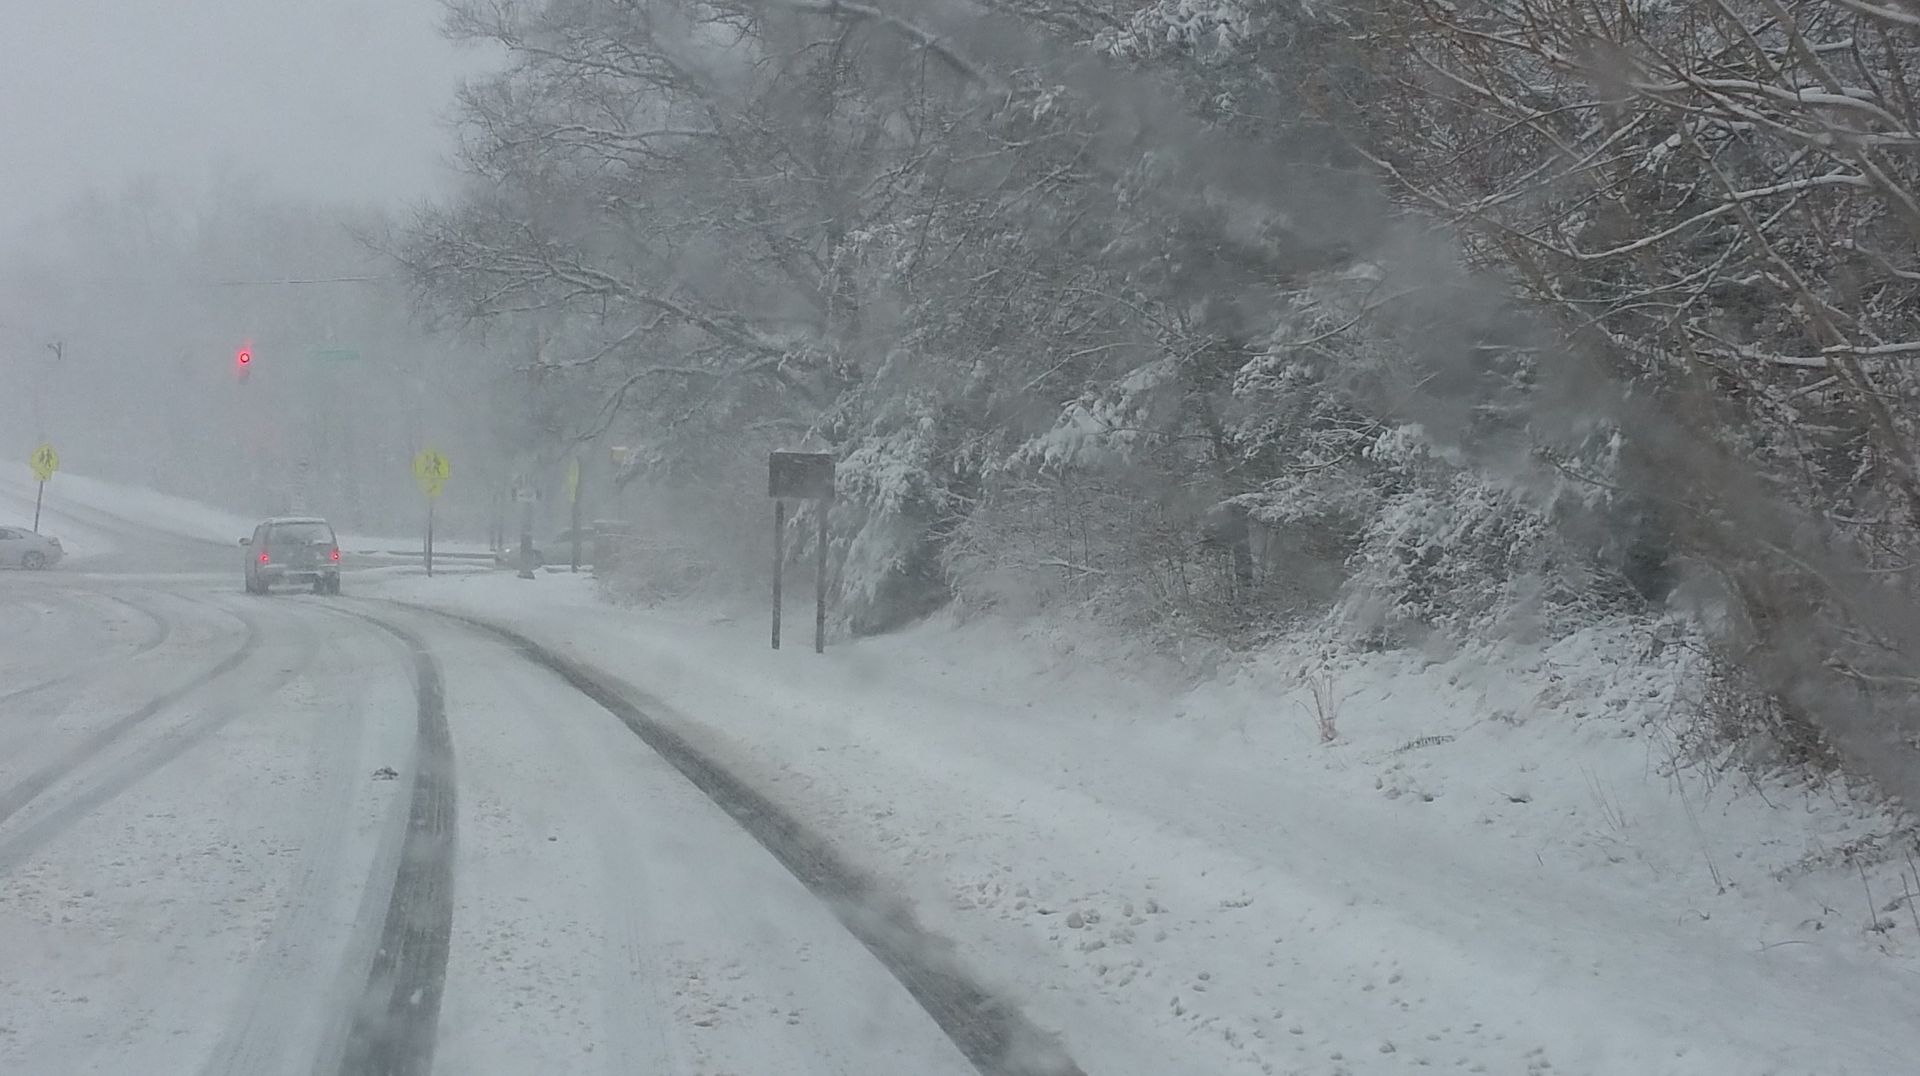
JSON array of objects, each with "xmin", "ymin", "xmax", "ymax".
[
  {"xmin": 412, "ymin": 448, "xmax": 449, "ymax": 499},
  {"xmin": 29, "ymin": 442, "xmax": 58, "ymax": 482}
]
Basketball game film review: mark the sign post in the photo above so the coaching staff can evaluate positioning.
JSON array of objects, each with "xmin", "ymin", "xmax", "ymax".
[
  {"xmin": 767, "ymin": 451, "xmax": 835, "ymax": 653},
  {"xmin": 28, "ymin": 442, "xmax": 58, "ymax": 533},
  {"xmin": 515, "ymin": 484, "xmax": 538, "ymax": 580},
  {"xmin": 772, "ymin": 499, "xmax": 785, "ymax": 649},
  {"xmin": 412, "ymin": 448, "xmax": 450, "ymax": 577},
  {"xmin": 566, "ymin": 456, "xmax": 583, "ymax": 573},
  {"xmin": 816, "ymin": 498, "xmax": 829, "ymax": 653}
]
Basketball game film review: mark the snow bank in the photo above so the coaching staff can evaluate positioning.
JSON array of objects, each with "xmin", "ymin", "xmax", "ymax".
[
  {"xmin": 0, "ymin": 464, "xmax": 488, "ymax": 555},
  {"xmin": 0, "ymin": 481, "xmax": 119, "ymax": 563},
  {"xmin": 0, "ymin": 463, "xmax": 255, "ymax": 545}
]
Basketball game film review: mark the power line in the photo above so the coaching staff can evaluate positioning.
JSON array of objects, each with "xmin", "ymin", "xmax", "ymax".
[
  {"xmin": 17, "ymin": 273, "xmax": 400, "ymax": 290},
  {"xmin": 203, "ymin": 274, "xmax": 399, "ymax": 287}
]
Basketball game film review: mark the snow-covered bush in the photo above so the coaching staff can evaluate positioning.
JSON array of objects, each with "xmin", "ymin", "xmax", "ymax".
[
  {"xmin": 831, "ymin": 396, "xmax": 974, "ymax": 636},
  {"xmin": 1337, "ymin": 424, "xmax": 1640, "ymax": 646},
  {"xmin": 596, "ymin": 477, "xmax": 767, "ymax": 609},
  {"xmin": 946, "ymin": 466, "xmax": 1242, "ymax": 632}
]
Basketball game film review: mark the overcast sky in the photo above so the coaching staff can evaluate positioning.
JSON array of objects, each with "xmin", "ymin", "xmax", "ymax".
[{"xmin": 0, "ymin": 0, "xmax": 495, "ymax": 237}]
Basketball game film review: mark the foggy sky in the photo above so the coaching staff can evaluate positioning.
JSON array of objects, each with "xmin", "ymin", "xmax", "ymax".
[{"xmin": 0, "ymin": 0, "xmax": 494, "ymax": 237}]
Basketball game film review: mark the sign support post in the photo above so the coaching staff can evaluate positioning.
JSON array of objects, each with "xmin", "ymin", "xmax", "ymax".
[
  {"xmin": 567, "ymin": 456, "xmax": 583, "ymax": 573},
  {"xmin": 767, "ymin": 451, "xmax": 835, "ymax": 653},
  {"xmin": 771, "ymin": 499, "xmax": 786, "ymax": 649},
  {"xmin": 412, "ymin": 448, "xmax": 450, "ymax": 577},
  {"xmin": 815, "ymin": 502, "xmax": 828, "ymax": 654},
  {"xmin": 517, "ymin": 485, "xmax": 538, "ymax": 580}
]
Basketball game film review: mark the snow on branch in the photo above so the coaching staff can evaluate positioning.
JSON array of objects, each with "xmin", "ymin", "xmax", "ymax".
[
  {"xmin": 1722, "ymin": 339, "xmax": 1920, "ymax": 370},
  {"xmin": 762, "ymin": 0, "xmax": 1004, "ymax": 91}
]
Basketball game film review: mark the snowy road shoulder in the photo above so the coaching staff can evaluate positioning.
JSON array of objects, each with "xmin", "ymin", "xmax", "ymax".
[{"xmin": 364, "ymin": 570, "xmax": 1920, "ymax": 1076}]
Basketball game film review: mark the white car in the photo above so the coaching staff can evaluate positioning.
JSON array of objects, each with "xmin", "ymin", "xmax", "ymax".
[{"xmin": 0, "ymin": 526, "xmax": 64, "ymax": 569}]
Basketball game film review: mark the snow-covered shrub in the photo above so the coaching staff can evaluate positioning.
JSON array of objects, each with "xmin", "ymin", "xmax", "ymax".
[
  {"xmin": 596, "ymin": 479, "xmax": 765, "ymax": 608},
  {"xmin": 1298, "ymin": 667, "xmax": 1342, "ymax": 742},
  {"xmin": 946, "ymin": 467, "xmax": 1241, "ymax": 632},
  {"xmin": 1338, "ymin": 424, "xmax": 1629, "ymax": 645},
  {"xmin": 832, "ymin": 401, "xmax": 970, "ymax": 635},
  {"xmin": 945, "ymin": 340, "xmax": 1282, "ymax": 636},
  {"xmin": 1692, "ymin": 651, "xmax": 1843, "ymax": 776}
]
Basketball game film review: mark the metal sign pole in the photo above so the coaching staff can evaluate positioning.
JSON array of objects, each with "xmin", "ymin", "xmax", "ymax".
[
  {"xmin": 517, "ymin": 490, "xmax": 537, "ymax": 580},
  {"xmin": 814, "ymin": 504, "xmax": 828, "ymax": 654},
  {"xmin": 570, "ymin": 460, "xmax": 584, "ymax": 573},
  {"xmin": 772, "ymin": 499, "xmax": 786, "ymax": 650},
  {"xmin": 768, "ymin": 451, "xmax": 834, "ymax": 653},
  {"xmin": 425, "ymin": 499, "xmax": 435, "ymax": 578},
  {"xmin": 33, "ymin": 481, "xmax": 44, "ymax": 534}
]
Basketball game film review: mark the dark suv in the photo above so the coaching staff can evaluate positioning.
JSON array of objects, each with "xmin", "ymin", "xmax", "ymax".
[{"xmin": 242, "ymin": 517, "xmax": 341, "ymax": 594}]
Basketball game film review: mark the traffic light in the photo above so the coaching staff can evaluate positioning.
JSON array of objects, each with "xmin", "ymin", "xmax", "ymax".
[{"xmin": 235, "ymin": 344, "xmax": 253, "ymax": 382}]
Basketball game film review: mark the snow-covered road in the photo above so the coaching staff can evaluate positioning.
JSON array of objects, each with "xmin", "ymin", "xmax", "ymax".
[{"xmin": 0, "ymin": 569, "xmax": 1004, "ymax": 1075}]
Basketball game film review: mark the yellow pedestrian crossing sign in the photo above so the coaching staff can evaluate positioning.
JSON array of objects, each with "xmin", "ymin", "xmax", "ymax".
[
  {"xmin": 29, "ymin": 443, "xmax": 58, "ymax": 482},
  {"xmin": 413, "ymin": 448, "xmax": 450, "ymax": 499}
]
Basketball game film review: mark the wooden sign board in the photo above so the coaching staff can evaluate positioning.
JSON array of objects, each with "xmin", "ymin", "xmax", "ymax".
[{"xmin": 768, "ymin": 451, "xmax": 835, "ymax": 500}]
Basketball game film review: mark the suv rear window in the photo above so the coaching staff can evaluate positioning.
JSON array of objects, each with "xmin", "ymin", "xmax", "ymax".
[{"xmin": 267, "ymin": 522, "xmax": 334, "ymax": 545}]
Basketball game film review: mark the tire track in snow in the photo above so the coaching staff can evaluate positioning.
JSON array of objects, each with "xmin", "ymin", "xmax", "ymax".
[
  {"xmin": 0, "ymin": 592, "xmax": 172, "ymax": 709},
  {"xmin": 0, "ymin": 601, "xmax": 322, "ymax": 877},
  {"xmin": 470, "ymin": 647, "xmax": 692, "ymax": 1075},
  {"xmin": 328, "ymin": 609, "xmax": 456, "ymax": 1076},
  {"xmin": 195, "ymin": 605, "xmax": 399, "ymax": 1076},
  {"xmin": 409, "ymin": 606, "xmax": 1084, "ymax": 1076},
  {"xmin": 0, "ymin": 598, "xmax": 261, "ymax": 834}
]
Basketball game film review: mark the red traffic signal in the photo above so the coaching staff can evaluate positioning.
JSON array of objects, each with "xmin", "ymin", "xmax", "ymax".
[{"xmin": 235, "ymin": 344, "xmax": 253, "ymax": 381}]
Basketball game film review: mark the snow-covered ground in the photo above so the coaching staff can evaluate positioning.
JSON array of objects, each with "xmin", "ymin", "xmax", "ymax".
[
  {"xmin": 359, "ymin": 568, "xmax": 1920, "ymax": 1076},
  {"xmin": 11, "ymin": 468, "xmax": 1920, "ymax": 1074}
]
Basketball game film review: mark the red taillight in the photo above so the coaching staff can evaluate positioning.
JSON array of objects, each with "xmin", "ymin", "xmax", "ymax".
[
  {"xmin": 330, "ymin": 548, "xmax": 341, "ymax": 562},
  {"xmin": 258, "ymin": 551, "xmax": 270, "ymax": 564}
]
